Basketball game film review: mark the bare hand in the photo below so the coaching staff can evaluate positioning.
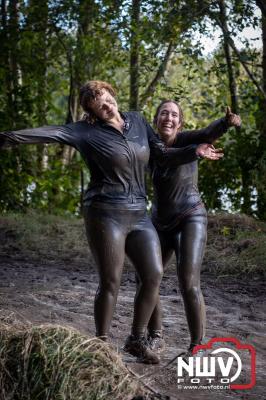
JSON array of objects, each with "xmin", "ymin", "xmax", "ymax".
[
  {"xmin": 225, "ymin": 106, "xmax": 241, "ymax": 127},
  {"xmin": 196, "ymin": 143, "xmax": 224, "ymax": 160}
]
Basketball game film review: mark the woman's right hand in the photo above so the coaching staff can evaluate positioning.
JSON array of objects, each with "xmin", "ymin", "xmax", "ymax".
[{"xmin": 196, "ymin": 143, "xmax": 224, "ymax": 160}]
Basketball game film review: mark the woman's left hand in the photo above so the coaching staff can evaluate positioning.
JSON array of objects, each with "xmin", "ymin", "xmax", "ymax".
[{"xmin": 196, "ymin": 143, "xmax": 224, "ymax": 160}]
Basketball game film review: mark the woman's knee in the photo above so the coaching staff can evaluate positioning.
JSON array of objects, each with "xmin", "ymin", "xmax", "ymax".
[
  {"xmin": 179, "ymin": 280, "xmax": 201, "ymax": 299},
  {"xmin": 99, "ymin": 276, "xmax": 120, "ymax": 296},
  {"xmin": 178, "ymin": 260, "xmax": 202, "ymax": 296},
  {"xmin": 140, "ymin": 267, "xmax": 163, "ymax": 289}
]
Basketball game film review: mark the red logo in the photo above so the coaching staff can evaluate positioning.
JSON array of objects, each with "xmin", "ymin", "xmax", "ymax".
[{"xmin": 192, "ymin": 337, "xmax": 256, "ymax": 389}]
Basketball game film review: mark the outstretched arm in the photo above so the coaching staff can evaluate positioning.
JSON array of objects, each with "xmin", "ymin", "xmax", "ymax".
[
  {"xmin": 0, "ymin": 124, "xmax": 77, "ymax": 149},
  {"xmin": 174, "ymin": 107, "xmax": 241, "ymax": 147}
]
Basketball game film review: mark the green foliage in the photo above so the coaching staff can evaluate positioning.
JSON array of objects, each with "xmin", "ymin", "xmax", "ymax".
[{"xmin": 0, "ymin": 0, "xmax": 265, "ymax": 219}]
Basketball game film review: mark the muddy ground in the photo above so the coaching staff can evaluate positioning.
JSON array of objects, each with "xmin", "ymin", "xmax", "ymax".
[{"xmin": 0, "ymin": 247, "xmax": 265, "ymax": 400}]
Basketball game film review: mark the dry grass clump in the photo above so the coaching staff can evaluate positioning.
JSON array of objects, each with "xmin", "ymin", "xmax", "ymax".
[{"xmin": 0, "ymin": 324, "xmax": 146, "ymax": 400}]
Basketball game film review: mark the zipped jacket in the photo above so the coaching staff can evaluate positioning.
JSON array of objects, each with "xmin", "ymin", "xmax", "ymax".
[
  {"xmin": 1, "ymin": 112, "xmax": 199, "ymax": 209},
  {"xmin": 151, "ymin": 118, "xmax": 229, "ymax": 229}
]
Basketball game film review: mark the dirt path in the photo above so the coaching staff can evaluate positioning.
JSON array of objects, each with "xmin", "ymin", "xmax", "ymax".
[{"xmin": 0, "ymin": 255, "xmax": 265, "ymax": 399}]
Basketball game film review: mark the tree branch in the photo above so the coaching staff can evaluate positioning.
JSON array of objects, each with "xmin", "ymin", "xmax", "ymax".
[
  {"xmin": 212, "ymin": 11, "xmax": 266, "ymax": 100},
  {"xmin": 129, "ymin": 0, "xmax": 140, "ymax": 110},
  {"xmin": 139, "ymin": 40, "xmax": 174, "ymax": 108}
]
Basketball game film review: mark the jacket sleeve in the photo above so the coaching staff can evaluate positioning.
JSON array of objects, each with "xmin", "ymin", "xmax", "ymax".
[
  {"xmin": 143, "ymin": 116, "xmax": 198, "ymax": 167},
  {"xmin": 0, "ymin": 124, "xmax": 78, "ymax": 149},
  {"xmin": 174, "ymin": 118, "xmax": 229, "ymax": 147}
]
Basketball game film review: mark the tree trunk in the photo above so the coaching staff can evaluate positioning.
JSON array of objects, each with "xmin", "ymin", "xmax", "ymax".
[
  {"xmin": 140, "ymin": 40, "xmax": 174, "ymax": 108},
  {"xmin": 26, "ymin": 0, "xmax": 49, "ymax": 170},
  {"xmin": 129, "ymin": 0, "xmax": 140, "ymax": 110},
  {"xmin": 6, "ymin": 0, "xmax": 20, "ymax": 127},
  {"xmin": 0, "ymin": 0, "xmax": 14, "ymax": 127},
  {"xmin": 64, "ymin": 0, "xmax": 98, "ymax": 211},
  {"xmin": 27, "ymin": 0, "xmax": 48, "ymax": 126},
  {"xmin": 218, "ymin": 0, "xmax": 252, "ymax": 215},
  {"xmin": 70, "ymin": 0, "xmax": 97, "ymax": 122},
  {"xmin": 211, "ymin": 3, "xmax": 266, "ymax": 99},
  {"xmin": 256, "ymin": 9, "xmax": 266, "ymax": 220}
]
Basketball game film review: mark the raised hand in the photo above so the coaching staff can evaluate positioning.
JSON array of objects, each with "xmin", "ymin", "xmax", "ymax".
[
  {"xmin": 225, "ymin": 106, "xmax": 241, "ymax": 127},
  {"xmin": 196, "ymin": 143, "xmax": 224, "ymax": 160}
]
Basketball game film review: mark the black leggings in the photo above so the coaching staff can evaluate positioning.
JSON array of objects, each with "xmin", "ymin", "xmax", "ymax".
[
  {"xmin": 145, "ymin": 213, "xmax": 207, "ymax": 345},
  {"xmin": 83, "ymin": 206, "xmax": 163, "ymax": 338}
]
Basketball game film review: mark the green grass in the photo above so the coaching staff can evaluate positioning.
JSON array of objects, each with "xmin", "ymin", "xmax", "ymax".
[
  {"xmin": 204, "ymin": 213, "xmax": 266, "ymax": 275},
  {"xmin": 0, "ymin": 210, "xmax": 265, "ymax": 275},
  {"xmin": 0, "ymin": 210, "xmax": 89, "ymax": 264}
]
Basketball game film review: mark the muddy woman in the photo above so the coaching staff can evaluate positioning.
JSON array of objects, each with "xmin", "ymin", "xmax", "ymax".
[
  {"xmin": 0, "ymin": 81, "xmax": 223, "ymax": 364},
  {"xmin": 140, "ymin": 101, "xmax": 241, "ymax": 355}
]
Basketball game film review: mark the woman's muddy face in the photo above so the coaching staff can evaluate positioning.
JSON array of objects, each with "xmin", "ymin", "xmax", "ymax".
[
  {"xmin": 88, "ymin": 89, "xmax": 119, "ymax": 121},
  {"xmin": 156, "ymin": 102, "xmax": 181, "ymax": 141}
]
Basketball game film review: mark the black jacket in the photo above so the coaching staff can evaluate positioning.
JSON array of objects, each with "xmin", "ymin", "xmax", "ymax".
[
  {"xmin": 151, "ymin": 118, "xmax": 229, "ymax": 230},
  {"xmin": 1, "ymin": 112, "xmax": 199, "ymax": 209}
]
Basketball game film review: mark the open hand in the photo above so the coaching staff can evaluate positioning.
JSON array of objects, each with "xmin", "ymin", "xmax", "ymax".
[
  {"xmin": 225, "ymin": 106, "xmax": 241, "ymax": 127},
  {"xmin": 196, "ymin": 143, "xmax": 224, "ymax": 160}
]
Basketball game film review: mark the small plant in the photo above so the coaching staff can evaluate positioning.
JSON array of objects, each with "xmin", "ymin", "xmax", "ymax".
[{"xmin": 221, "ymin": 226, "xmax": 231, "ymax": 236}]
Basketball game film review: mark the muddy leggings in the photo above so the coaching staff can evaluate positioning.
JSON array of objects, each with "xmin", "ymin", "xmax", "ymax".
[
  {"xmin": 83, "ymin": 205, "xmax": 163, "ymax": 338},
  {"xmin": 137, "ymin": 212, "xmax": 207, "ymax": 346}
]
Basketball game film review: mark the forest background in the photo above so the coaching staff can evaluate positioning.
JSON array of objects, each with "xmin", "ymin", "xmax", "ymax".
[{"xmin": 0, "ymin": 0, "xmax": 265, "ymax": 221}]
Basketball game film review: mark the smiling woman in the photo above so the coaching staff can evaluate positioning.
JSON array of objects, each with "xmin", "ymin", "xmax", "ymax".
[
  {"xmin": 140, "ymin": 100, "xmax": 241, "ymax": 355},
  {"xmin": 1, "ymin": 80, "xmax": 217, "ymax": 364},
  {"xmin": 153, "ymin": 100, "xmax": 184, "ymax": 146}
]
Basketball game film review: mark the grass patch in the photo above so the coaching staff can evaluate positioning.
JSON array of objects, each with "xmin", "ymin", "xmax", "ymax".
[
  {"xmin": 0, "ymin": 210, "xmax": 89, "ymax": 264},
  {"xmin": 0, "ymin": 324, "xmax": 147, "ymax": 400},
  {"xmin": 204, "ymin": 213, "xmax": 266, "ymax": 275},
  {"xmin": 0, "ymin": 210, "xmax": 265, "ymax": 275}
]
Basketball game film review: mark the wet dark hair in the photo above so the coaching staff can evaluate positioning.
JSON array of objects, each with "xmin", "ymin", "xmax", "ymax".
[
  {"xmin": 79, "ymin": 80, "xmax": 116, "ymax": 123},
  {"xmin": 153, "ymin": 100, "xmax": 184, "ymax": 132}
]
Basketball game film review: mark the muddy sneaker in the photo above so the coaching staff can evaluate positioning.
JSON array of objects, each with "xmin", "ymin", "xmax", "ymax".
[
  {"xmin": 148, "ymin": 333, "xmax": 165, "ymax": 352},
  {"xmin": 188, "ymin": 342, "xmax": 207, "ymax": 356},
  {"xmin": 180, "ymin": 342, "xmax": 206, "ymax": 362},
  {"xmin": 123, "ymin": 335, "xmax": 160, "ymax": 364}
]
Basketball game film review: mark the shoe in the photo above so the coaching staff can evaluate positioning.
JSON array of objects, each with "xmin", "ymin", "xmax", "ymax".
[
  {"xmin": 188, "ymin": 342, "xmax": 206, "ymax": 356},
  {"xmin": 148, "ymin": 332, "xmax": 165, "ymax": 352},
  {"xmin": 124, "ymin": 335, "xmax": 160, "ymax": 364},
  {"xmin": 180, "ymin": 342, "xmax": 205, "ymax": 362}
]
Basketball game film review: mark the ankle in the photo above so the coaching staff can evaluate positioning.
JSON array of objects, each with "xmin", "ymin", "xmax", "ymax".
[
  {"xmin": 131, "ymin": 329, "xmax": 146, "ymax": 339},
  {"xmin": 96, "ymin": 334, "xmax": 108, "ymax": 342},
  {"xmin": 148, "ymin": 329, "xmax": 163, "ymax": 338}
]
